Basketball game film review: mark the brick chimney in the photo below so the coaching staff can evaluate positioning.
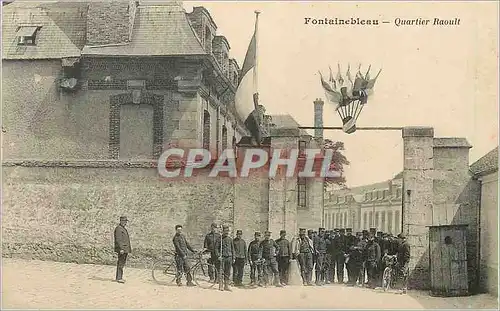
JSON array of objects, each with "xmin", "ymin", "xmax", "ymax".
[
  {"xmin": 86, "ymin": 0, "xmax": 139, "ymax": 45},
  {"xmin": 314, "ymin": 98, "xmax": 324, "ymax": 138}
]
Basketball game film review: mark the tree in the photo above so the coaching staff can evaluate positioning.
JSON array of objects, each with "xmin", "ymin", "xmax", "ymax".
[{"xmin": 323, "ymin": 138, "xmax": 350, "ymax": 188}]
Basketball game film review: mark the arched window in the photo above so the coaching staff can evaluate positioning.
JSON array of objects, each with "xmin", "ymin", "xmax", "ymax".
[
  {"xmin": 221, "ymin": 125, "xmax": 228, "ymax": 152},
  {"xmin": 203, "ymin": 110, "xmax": 210, "ymax": 150}
]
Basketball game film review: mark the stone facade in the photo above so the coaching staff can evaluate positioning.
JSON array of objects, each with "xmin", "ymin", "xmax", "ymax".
[{"xmin": 2, "ymin": 1, "xmax": 325, "ymax": 268}]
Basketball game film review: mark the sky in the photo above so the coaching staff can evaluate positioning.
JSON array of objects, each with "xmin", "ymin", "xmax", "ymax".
[{"xmin": 182, "ymin": 1, "xmax": 498, "ymax": 187}]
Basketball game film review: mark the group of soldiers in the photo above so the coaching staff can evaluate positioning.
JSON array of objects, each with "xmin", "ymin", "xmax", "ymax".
[
  {"xmin": 114, "ymin": 217, "xmax": 410, "ymax": 293},
  {"xmin": 294, "ymin": 227, "xmax": 410, "ymax": 292}
]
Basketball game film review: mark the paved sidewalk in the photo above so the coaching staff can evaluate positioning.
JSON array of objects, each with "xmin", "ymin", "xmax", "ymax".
[{"xmin": 2, "ymin": 258, "xmax": 497, "ymax": 309}]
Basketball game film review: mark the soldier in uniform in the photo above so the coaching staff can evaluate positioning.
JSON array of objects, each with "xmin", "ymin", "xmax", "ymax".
[
  {"xmin": 333, "ymin": 228, "xmax": 347, "ymax": 284},
  {"xmin": 293, "ymin": 228, "xmax": 314, "ymax": 286},
  {"xmin": 247, "ymin": 232, "xmax": 263, "ymax": 286},
  {"xmin": 365, "ymin": 232, "xmax": 381, "ymax": 289},
  {"xmin": 344, "ymin": 228, "xmax": 357, "ymax": 282},
  {"xmin": 328, "ymin": 229, "xmax": 339, "ymax": 283},
  {"xmin": 172, "ymin": 224, "xmax": 196, "ymax": 287},
  {"xmin": 259, "ymin": 231, "xmax": 282, "ymax": 287},
  {"xmin": 314, "ymin": 227, "xmax": 328, "ymax": 285},
  {"xmin": 345, "ymin": 238, "xmax": 364, "ymax": 286},
  {"xmin": 357, "ymin": 230, "xmax": 369, "ymax": 286},
  {"xmin": 214, "ymin": 226, "xmax": 234, "ymax": 291},
  {"xmin": 204, "ymin": 223, "xmax": 221, "ymax": 282},
  {"xmin": 324, "ymin": 230, "xmax": 333, "ymax": 284},
  {"xmin": 275, "ymin": 230, "xmax": 291, "ymax": 286},
  {"xmin": 375, "ymin": 231, "xmax": 384, "ymax": 284},
  {"xmin": 232, "ymin": 229, "xmax": 247, "ymax": 286},
  {"xmin": 114, "ymin": 216, "xmax": 131, "ymax": 283}
]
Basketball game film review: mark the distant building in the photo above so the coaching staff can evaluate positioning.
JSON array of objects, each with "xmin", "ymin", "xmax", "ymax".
[{"xmin": 324, "ymin": 172, "xmax": 403, "ymax": 234}]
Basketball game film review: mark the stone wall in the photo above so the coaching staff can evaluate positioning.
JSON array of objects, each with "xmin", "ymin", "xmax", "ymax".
[
  {"xmin": 478, "ymin": 171, "xmax": 498, "ymax": 296},
  {"xmin": 2, "ymin": 164, "xmax": 235, "ymax": 268}
]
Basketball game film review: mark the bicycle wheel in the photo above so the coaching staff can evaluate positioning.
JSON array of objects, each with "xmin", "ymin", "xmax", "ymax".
[
  {"xmin": 382, "ymin": 267, "xmax": 391, "ymax": 291},
  {"xmin": 192, "ymin": 261, "xmax": 217, "ymax": 289},
  {"xmin": 152, "ymin": 259, "xmax": 177, "ymax": 285}
]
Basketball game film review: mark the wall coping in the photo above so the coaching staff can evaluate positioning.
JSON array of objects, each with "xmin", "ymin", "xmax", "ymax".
[
  {"xmin": 402, "ymin": 126, "xmax": 434, "ymax": 138},
  {"xmin": 433, "ymin": 137, "xmax": 472, "ymax": 149}
]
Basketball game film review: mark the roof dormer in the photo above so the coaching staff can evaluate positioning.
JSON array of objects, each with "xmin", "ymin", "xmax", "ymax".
[{"xmin": 187, "ymin": 6, "xmax": 217, "ymax": 54}]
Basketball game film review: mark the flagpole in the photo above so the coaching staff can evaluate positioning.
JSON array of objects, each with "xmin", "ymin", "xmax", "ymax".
[{"xmin": 253, "ymin": 10, "xmax": 260, "ymax": 103}]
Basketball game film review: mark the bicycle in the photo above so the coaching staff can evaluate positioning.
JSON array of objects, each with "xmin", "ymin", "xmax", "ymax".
[
  {"xmin": 151, "ymin": 251, "xmax": 217, "ymax": 289},
  {"xmin": 382, "ymin": 254, "xmax": 398, "ymax": 291}
]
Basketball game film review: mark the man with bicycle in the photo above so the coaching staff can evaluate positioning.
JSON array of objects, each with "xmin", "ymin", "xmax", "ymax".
[
  {"xmin": 172, "ymin": 224, "xmax": 196, "ymax": 287},
  {"xmin": 397, "ymin": 233, "xmax": 410, "ymax": 294}
]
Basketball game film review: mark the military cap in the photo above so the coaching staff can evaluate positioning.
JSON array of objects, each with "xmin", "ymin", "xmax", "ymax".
[
  {"xmin": 334, "ymin": 228, "xmax": 340, "ymax": 232},
  {"xmin": 362, "ymin": 229, "xmax": 369, "ymax": 234},
  {"xmin": 264, "ymin": 230, "xmax": 271, "ymax": 234},
  {"xmin": 319, "ymin": 227, "xmax": 325, "ymax": 231},
  {"xmin": 222, "ymin": 225, "xmax": 229, "ymax": 230},
  {"xmin": 299, "ymin": 228, "xmax": 306, "ymax": 232},
  {"xmin": 119, "ymin": 216, "xmax": 128, "ymax": 221},
  {"xmin": 280, "ymin": 230, "xmax": 286, "ymax": 235},
  {"xmin": 376, "ymin": 231, "xmax": 383, "ymax": 236},
  {"xmin": 339, "ymin": 228, "xmax": 346, "ymax": 233},
  {"xmin": 398, "ymin": 233, "xmax": 406, "ymax": 239},
  {"xmin": 236, "ymin": 230, "xmax": 243, "ymax": 234},
  {"xmin": 254, "ymin": 231, "xmax": 261, "ymax": 236},
  {"xmin": 346, "ymin": 228, "xmax": 353, "ymax": 232},
  {"xmin": 307, "ymin": 229, "xmax": 314, "ymax": 233},
  {"xmin": 211, "ymin": 222, "xmax": 218, "ymax": 228}
]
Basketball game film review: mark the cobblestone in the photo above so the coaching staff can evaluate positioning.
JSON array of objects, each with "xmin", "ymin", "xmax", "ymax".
[{"xmin": 2, "ymin": 259, "xmax": 497, "ymax": 309}]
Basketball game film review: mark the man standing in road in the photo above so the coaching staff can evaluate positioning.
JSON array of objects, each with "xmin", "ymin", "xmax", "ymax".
[
  {"xmin": 232, "ymin": 229, "xmax": 247, "ymax": 287},
  {"xmin": 248, "ymin": 231, "xmax": 263, "ymax": 286},
  {"xmin": 294, "ymin": 228, "xmax": 314, "ymax": 286},
  {"xmin": 259, "ymin": 231, "xmax": 282, "ymax": 287},
  {"xmin": 204, "ymin": 223, "xmax": 221, "ymax": 282},
  {"xmin": 314, "ymin": 227, "xmax": 328, "ymax": 285},
  {"xmin": 215, "ymin": 226, "xmax": 234, "ymax": 291},
  {"xmin": 114, "ymin": 216, "xmax": 131, "ymax": 283},
  {"xmin": 275, "ymin": 230, "xmax": 291, "ymax": 286},
  {"xmin": 333, "ymin": 228, "xmax": 347, "ymax": 284},
  {"xmin": 365, "ymin": 232, "xmax": 381, "ymax": 289},
  {"xmin": 172, "ymin": 225, "xmax": 196, "ymax": 287}
]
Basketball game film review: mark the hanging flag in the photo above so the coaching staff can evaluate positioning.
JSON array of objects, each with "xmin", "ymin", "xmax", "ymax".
[
  {"xmin": 319, "ymin": 71, "xmax": 342, "ymax": 111},
  {"xmin": 234, "ymin": 11, "xmax": 264, "ymax": 145}
]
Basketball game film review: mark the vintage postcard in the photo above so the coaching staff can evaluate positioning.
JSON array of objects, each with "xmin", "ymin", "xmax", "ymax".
[{"xmin": 1, "ymin": 0, "xmax": 498, "ymax": 309}]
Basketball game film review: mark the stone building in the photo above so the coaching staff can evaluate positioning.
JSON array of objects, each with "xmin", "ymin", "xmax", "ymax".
[
  {"xmin": 2, "ymin": 0, "xmax": 325, "ymax": 267},
  {"xmin": 324, "ymin": 174, "xmax": 403, "ymax": 234},
  {"xmin": 470, "ymin": 147, "xmax": 498, "ymax": 296}
]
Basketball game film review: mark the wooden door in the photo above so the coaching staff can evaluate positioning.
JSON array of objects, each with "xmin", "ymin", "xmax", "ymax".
[{"xmin": 442, "ymin": 228, "xmax": 468, "ymax": 295}]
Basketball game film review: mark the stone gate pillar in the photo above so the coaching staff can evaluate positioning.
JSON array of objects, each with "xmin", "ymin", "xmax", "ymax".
[{"xmin": 402, "ymin": 126, "xmax": 434, "ymax": 289}]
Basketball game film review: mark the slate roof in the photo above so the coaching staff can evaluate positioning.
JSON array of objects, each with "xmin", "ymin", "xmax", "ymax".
[
  {"xmin": 82, "ymin": 4, "xmax": 206, "ymax": 56},
  {"xmin": 2, "ymin": 4, "xmax": 83, "ymax": 59},
  {"xmin": 470, "ymin": 146, "xmax": 498, "ymax": 176}
]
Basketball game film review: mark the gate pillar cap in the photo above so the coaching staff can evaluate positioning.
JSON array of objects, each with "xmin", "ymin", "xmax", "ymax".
[{"xmin": 402, "ymin": 127, "xmax": 434, "ymax": 138}]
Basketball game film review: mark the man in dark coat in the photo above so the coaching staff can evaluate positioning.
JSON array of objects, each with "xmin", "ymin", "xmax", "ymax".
[
  {"xmin": 232, "ymin": 229, "xmax": 247, "ymax": 286},
  {"xmin": 114, "ymin": 216, "xmax": 131, "ymax": 283},
  {"xmin": 204, "ymin": 223, "xmax": 221, "ymax": 282},
  {"xmin": 259, "ymin": 231, "xmax": 282, "ymax": 287},
  {"xmin": 248, "ymin": 231, "xmax": 263, "ymax": 286},
  {"xmin": 275, "ymin": 230, "xmax": 291, "ymax": 286},
  {"xmin": 314, "ymin": 227, "xmax": 328, "ymax": 285},
  {"xmin": 172, "ymin": 224, "xmax": 196, "ymax": 286},
  {"xmin": 345, "ymin": 240, "xmax": 364, "ymax": 286},
  {"xmin": 333, "ymin": 228, "xmax": 347, "ymax": 283},
  {"xmin": 324, "ymin": 230, "xmax": 333, "ymax": 284},
  {"xmin": 357, "ymin": 230, "xmax": 369, "ymax": 286},
  {"xmin": 365, "ymin": 232, "xmax": 381, "ymax": 288},
  {"xmin": 344, "ymin": 228, "xmax": 357, "ymax": 282},
  {"xmin": 214, "ymin": 226, "xmax": 234, "ymax": 291}
]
